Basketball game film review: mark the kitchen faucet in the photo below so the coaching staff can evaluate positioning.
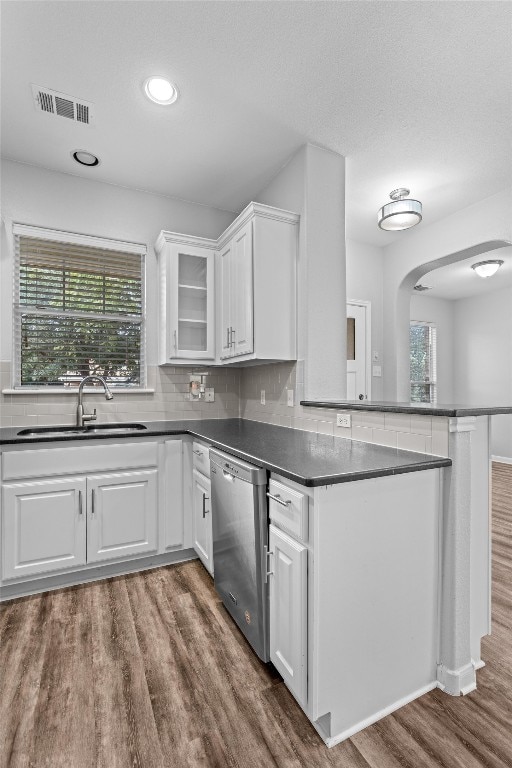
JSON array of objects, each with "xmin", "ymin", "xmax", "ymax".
[{"xmin": 76, "ymin": 375, "xmax": 114, "ymax": 427}]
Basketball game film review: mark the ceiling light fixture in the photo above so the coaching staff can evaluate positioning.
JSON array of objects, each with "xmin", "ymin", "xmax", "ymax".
[
  {"xmin": 72, "ymin": 150, "xmax": 100, "ymax": 167},
  {"xmin": 471, "ymin": 260, "xmax": 504, "ymax": 278},
  {"xmin": 144, "ymin": 76, "xmax": 179, "ymax": 105},
  {"xmin": 414, "ymin": 284, "xmax": 432, "ymax": 292},
  {"xmin": 378, "ymin": 188, "xmax": 422, "ymax": 231}
]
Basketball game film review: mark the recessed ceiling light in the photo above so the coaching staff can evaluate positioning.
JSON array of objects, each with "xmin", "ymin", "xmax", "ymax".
[
  {"xmin": 144, "ymin": 77, "xmax": 179, "ymax": 105},
  {"xmin": 471, "ymin": 260, "xmax": 504, "ymax": 278},
  {"xmin": 72, "ymin": 150, "xmax": 100, "ymax": 167}
]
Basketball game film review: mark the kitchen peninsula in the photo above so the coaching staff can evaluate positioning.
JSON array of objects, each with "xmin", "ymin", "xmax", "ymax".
[{"xmin": 0, "ymin": 409, "xmax": 508, "ymax": 746}]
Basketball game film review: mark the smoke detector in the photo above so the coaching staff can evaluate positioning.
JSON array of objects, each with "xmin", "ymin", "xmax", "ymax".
[{"xmin": 31, "ymin": 84, "xmax": 94, "ymax": 125}]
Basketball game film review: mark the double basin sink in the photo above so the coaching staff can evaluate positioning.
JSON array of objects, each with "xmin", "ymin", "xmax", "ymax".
[{"xmin": 17, "ymin": 423, "xmax": 148, "ymax": 438}]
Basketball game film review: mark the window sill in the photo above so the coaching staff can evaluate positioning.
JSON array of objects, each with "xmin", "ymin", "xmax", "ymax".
[{"xmin": 2, "ymin": 388, "xmax": 155, "ymax": 395}]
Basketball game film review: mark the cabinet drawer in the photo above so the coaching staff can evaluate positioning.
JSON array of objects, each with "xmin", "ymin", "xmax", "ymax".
[
  {"xmin": 192, "ymin": 441, "xmax": 210, "ymax": 477},
  {"xmin": 2, "ymin": 442, "xmax": 159, "ymax": 481},
  {"xmin": 268, "ymin": 479, "xmax": 308, "ymax": 542}
]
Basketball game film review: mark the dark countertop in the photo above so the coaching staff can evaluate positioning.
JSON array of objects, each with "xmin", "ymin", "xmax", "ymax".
[
  {"xmin": 300, "ymin": 400, "xmax": 512, "ymax": 417},
  {"xmin": 0, "ymin": 418, "xmax": 451, "ymax": 487}
]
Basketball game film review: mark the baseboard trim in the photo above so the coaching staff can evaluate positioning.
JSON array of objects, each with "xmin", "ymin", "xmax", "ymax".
[
  {"xmin": 0, "ymin": 549, "xmax": 198, "ymax": 601},
  {"xmin": 313, "ymin": 682, "xmax": 438, "ymax": 748},
  {"xmin": 492, "ymin": 455, "xmax": 512, "ymax": 466},
  {"xmin": 436, "ymin": 661, "xmax": 477, "ymax": 696}
]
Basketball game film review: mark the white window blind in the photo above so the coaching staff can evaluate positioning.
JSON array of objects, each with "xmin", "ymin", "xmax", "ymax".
[
  {"xmin": 410, "ymin": 321, "xmax": 437, "ymax": 403},
  {"xmin": 13, "ymin": 226, "xmax": 146, "ymax": 389}
]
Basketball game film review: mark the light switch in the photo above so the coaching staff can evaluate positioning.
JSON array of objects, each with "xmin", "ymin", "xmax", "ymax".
[{"xmin": 372, "ymin": 351, "xmax": 380, "ymax": 362}]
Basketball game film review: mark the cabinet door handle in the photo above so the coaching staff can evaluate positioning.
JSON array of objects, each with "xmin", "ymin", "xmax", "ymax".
[
  {"xmin": 91, "ymin": 488, "xmax": 96, "ymax": 514},
  {"xmin": 202, "ymin": 493, "xmax": 210, "ymax": 518},
  {"xmin": 193, "ymin": 449, "xmax": 203, "ymax": 456},
  {"xmin": 264, "ymin": 545, "xmax": 274, "ymax": 583},
  {"xmin": 226, "ymin": 327, "xmax": 230, "ymax": 348},
  {"xmin": 78, "ymin": 489, "xmax": 83, "ymax": 515},
  {"xmin": 173, "ymin": 329, "xmax": 178, "ymax": 352},
  {"xmin": 230, "ymin": 327, "xmax": 235, "ymax": 347},
  {"xmin": 267, "ymin": 492, "xmax": 291, "ymax": 508}
]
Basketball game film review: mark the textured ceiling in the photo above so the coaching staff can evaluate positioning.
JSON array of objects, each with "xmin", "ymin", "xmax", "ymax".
[{"xmin": 1, "ymin": 1, "xmax": 511, "ymax": 246}]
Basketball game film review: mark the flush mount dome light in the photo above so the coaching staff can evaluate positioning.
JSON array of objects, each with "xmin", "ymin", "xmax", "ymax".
[
  {"xmin": 378, "ymin": 188, "xmax": 422, "ymax": 231},
  {"xmin": 144, "ymin": 76, "xmax": 178, "ymax": 105},
  {"xmin": 72, "ymin": 150, "xmax": 100, "ymax": 167},
  {"xmin": 471, "ymin": 260, "xmax": 504, "ymax": 278}
]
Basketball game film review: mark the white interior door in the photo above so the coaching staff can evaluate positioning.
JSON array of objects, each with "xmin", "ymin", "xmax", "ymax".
[{"xmin": 346, "ymin": 302, "xmax": 368, "ymax": 401}]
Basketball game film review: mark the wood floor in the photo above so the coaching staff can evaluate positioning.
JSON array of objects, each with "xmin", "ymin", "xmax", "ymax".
[{"xmin": 2, "ymin": 462, "xmax": 511, "ymax": 768}]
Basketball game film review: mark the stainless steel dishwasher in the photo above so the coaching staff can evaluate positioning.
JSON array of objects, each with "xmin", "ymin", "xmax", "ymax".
[{"xmin": 210, "ymin": 448, "xmax": 269, "ymax": 662}]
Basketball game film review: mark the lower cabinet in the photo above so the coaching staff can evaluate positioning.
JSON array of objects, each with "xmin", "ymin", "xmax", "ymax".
[
  {"xmin": 2, "ymin": 468, "xmax": 158, "ymax": 581},
  {"xmin": 2, "ymin": 476, "xmax": 87, "ymax": 580},
  {"xmin": 192, "ymin": 468, "xmax": 213, "ymax": 575},
  {"xmin": 269, "ymin": 522, "xmax": 308, "ymax": 705},
  {"xmin": 87, "ymin": 470, "xmax": 158, "ymax": 563}
]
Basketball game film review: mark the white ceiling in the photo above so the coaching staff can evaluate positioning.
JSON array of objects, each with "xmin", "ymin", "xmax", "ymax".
[
  {"xmin": 1, "ymin": 1, "xmax": 511, "ymax": 246},
  {"xmin": 414, "ymin": 247, "xmax": 512, "ymax": 300}
]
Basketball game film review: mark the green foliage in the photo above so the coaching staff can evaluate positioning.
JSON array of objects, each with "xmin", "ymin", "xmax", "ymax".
[{"xmin": 19, "ymin": 266, "xmax": 141, "ymax": 386}]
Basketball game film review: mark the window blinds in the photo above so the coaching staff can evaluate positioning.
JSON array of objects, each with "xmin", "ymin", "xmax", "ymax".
[{"xmin": 13, "ymin": 228, "xmax": 145, "ymax": 388}]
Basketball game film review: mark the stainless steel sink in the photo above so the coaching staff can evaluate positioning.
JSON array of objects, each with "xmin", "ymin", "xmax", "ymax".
[{"xmin": 17, "ymin": 423, "xmax": 147, "ymax": 438}]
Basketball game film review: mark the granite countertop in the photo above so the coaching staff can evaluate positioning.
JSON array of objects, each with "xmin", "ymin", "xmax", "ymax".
[
  {"xmin": 300, "ymin": 400, "xmax": 512, "ymax": 417},
  {"xmin": 0, "ymin": 418, "xmax": 451, "ymax": 487}
]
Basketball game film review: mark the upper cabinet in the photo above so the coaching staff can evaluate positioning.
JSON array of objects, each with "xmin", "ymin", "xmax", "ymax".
[
  {"xmin": 156, "ymin": 235, "xmax": 215, "ymax": 363},
  {"xmin": 156, "ymin": 202, "xmax": 299, "ymax": 366}
]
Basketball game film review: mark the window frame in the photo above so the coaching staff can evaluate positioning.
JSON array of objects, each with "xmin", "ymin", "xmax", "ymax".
[
  {"xmin": 409, "ymin": 319, "xmax": 437, "ymax": 404},
  {"xmin": 12, "ymin": 223, "xmax": 147, "ymax": 392}
]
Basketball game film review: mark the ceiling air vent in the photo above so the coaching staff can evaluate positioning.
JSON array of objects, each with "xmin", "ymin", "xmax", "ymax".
[{"xmin": 31, "ymin": 85, "xmax": 93, "ymax": 125}]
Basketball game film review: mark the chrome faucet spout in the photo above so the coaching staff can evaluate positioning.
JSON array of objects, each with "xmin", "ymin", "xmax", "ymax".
[{"xmin": 76, "ymin": 376, "xmax": 114, "ymax": 427}]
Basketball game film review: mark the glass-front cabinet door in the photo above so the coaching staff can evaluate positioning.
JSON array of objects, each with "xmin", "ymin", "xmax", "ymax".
[{"xmin": 169, "ymin": 244, "xmax": 215, "ymax": 360}]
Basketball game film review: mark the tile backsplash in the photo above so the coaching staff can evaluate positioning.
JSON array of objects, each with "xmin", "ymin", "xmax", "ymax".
[
  {"xmin": 240, "ymin": 361, "xmax": 450, "ymax": 457},
  {"xmin": 0, "ymin": 359, "xmax": 449, "ymax": 457},
  {"xmin": 0, "ymin": 362, "xmax": 240, "ymax": 427}
]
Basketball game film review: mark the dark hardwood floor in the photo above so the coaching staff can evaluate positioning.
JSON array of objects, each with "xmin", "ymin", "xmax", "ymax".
[{"xmin": 1, "ymin": 462, "xmax": 511, "ymax": 767}]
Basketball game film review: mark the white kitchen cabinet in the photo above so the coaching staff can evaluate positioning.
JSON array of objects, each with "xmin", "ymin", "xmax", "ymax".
[
  {"xmin": 86, "ymin": 469, "xmax": 158, "ymax": 564},
  {"xmin": 156, "ymin": 202, "xmax": 298, "ymax": 366},
  {"xmin": 2, "ymin": 476, "xmax": 87, "ymax": 580},
  {"xmin": 216, "ymin": 203, "xmax": 298, "ymax": 365},
  {"xmin": 219, "ymin": 220, "xmax": 254, "ymax": 360},
  {"xmin": 192, "ymin": 468, "xmax": 213, "ymax": 575},
  {"xmin": 155, "ymin": 234, "xmax": 215, "ymax": 364},
  {"xmin": 269, "ymin": 522, "xmax": 308, "ymax": 705}
]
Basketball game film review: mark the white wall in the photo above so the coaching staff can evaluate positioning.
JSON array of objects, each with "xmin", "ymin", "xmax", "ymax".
[
  {"xmin": 453, "ymin": 286, "xmax": 512, "ymax": 459},
  {"xmin": 382, "ymin": 188, "xmax": 512, "ymax": 400},
  {"xmin": 253, "ymin": 144, "xmax": 347, "ymax": 400},
  {"xmin": 410, "ymin": 294, "xmax": 454, "ymax": 403},
  {"xmin": 0, "ymin": 159, "xmax": 235, "ymax": 364},
  {"xmin": 346, "ymin": 239, "xmax": 384, "ymax": 401}
]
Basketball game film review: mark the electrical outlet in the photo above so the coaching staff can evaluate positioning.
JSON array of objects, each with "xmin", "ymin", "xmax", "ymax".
[
  {"xmin": 287, "ymin": 389, "xmax": 294, "ymax": 407},
  {"xmin": 260, "ymin": 390, "xmax": 266, "ymax": 405},
  {"xmin": 372, "ymin": 365, "xmax": 382, "ymax": 378},
  {"xmin": 336, "ymin": 413, "xmax": 351, "ymax": 428},
  {"xmin": 204, "ymin": 388, "xmax": 215, "ymax": 402}
]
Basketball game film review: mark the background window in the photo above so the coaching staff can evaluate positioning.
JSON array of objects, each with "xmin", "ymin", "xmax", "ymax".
[
  {"xmin": 410, "ymin": 321, "xmax": 437, "ymax": 403},
  {"xmin": 13, "ymin": 226, "xmax": 146, "ymax": 388}
]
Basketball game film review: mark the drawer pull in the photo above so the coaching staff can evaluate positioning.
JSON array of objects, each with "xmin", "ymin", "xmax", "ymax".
[{"xmin": 267, "ymin": 492, "xmax": 291, "ymax": 508}]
